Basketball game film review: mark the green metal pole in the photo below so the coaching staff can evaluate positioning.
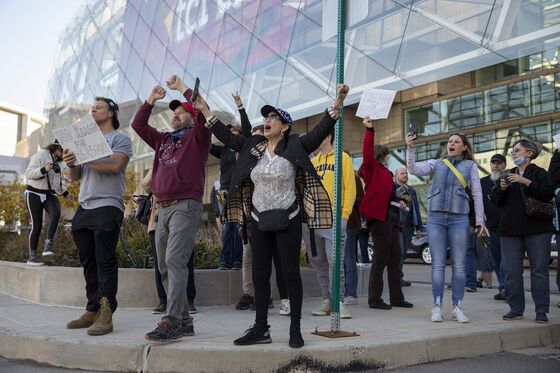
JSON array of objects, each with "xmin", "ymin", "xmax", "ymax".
[{"xmin": 331, "ymin": 0, "xmax": 345, "ymax": 333}]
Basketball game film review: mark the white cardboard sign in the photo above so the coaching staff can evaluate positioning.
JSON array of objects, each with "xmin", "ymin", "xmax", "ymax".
[
  {"xmin": 356, "ymin": 88, "xmax": 397, "ymax": 120},
  {"xmin": 52, "ymin": 114, "xmax": 113, "ymax": 165}
]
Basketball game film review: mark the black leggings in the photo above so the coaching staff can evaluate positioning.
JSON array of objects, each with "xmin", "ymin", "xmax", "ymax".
[
  {"xmin": 251, "ymin": 212, "xmax": 303, "ymax": 328},
  {"xmin": 26, "ymin": 192, "xmax": 60, "ymax": 254}
]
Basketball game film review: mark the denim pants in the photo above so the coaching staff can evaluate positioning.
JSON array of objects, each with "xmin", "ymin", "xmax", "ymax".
[
  {"xmin": 399, "ymin": 226, "xmax": 415, "ymax": 280},
  {"xmin": 220, "ymin": 222, "xmax": 242, "ymax": 267},
  {"xmin": 488, "ymin": 230, "xmax": 505, "ymax": 292},
  {"xmin": 427, "ymin": 212, "xmax": 469, "ymax": 307},
  {"xmin": 465, "ymin": 232, "xmax": 477, "ymax": 289},
  {"xmin": 344, "ymin": 228, "xmax": 359, "ymax": 297},
  {"xmin": 500, "ymin": 233, "xmax": 551, "ymax": 315}
]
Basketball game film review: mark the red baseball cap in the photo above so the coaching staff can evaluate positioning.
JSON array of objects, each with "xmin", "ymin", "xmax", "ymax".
[{"xmin": 169, "ymin": 100, "xmax": 197, "ymax": 117}]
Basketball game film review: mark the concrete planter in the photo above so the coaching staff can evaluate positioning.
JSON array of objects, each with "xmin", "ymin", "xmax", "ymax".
[{"xmin": 0, "ymin": 261, "xmax": 371, "ymax": 307}]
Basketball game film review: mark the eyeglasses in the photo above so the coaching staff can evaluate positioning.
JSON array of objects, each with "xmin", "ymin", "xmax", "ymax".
[
  {"xmin": 511, "ymin": 147, "xmax": 524, "ymax": 154},
  {"xmin": 263, "ymin": 115, "xmax": 280, "ymax": 123}
]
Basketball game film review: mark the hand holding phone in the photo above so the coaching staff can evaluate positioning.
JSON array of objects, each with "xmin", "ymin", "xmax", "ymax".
[
  {"xmin": 191, "ymin": 77, "xmax": 200, "ymax": 103},
  {"xmin": 408, "ymin": 122, "xmax": 418, "ymax": 139}
]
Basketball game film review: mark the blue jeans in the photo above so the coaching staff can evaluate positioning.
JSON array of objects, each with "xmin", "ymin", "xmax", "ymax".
[
  {"xmin": 465, "ymin": 232, "xmax": 477, "ymax": 289},
  {"xmin": 427, "ymin": 212, "xmax": 469, "ymax": 307},
  {"xmin": 344, "ymin": 228, "xmax": 359, "ymax": 297},
  {"xmin": 500, "ymin": 233, "xmax": 551, "ymax": 315},
  {"xmin": 220, "ymin": 222, "xmax": 242, "ymax": 267},
  {"xmin": 399, "ymin": 226, "xmax": 414, "ymax": 280},
  {"xmin": 488, "ymin": 230, "xmax": 505, "ymax": 292}
]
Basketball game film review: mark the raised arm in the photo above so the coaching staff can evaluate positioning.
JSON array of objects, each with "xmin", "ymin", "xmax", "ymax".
[
  {"xmin": 360, "ymin": 118, "xmax": 375, "ymax": 185},
  {"xmin": 300, "ymin": 84, "xmax": 348, "ymax": 153},
  {"xmin": 193, "ymin": 94, "xmax": 247, "ymax": 153},
  {"xmin": 232, "ymin": 93, "xmax": 252, "ymax": 138},
  {"xmin": 131, "ymin": 85, "xmax": 166, "ymax": 150},
  {"xmin": 405, "ymin": 134, "xmax": 435, "ymax": 177}
]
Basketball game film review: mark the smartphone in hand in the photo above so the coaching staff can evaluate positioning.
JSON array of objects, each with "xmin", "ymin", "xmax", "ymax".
[
  {"xmin": 191, "ymin": 77, "xmax": 200, "ymax": 103},
  {"xmin": 409, "ymin": 122, "xmax": 418, "ymax": 137}
]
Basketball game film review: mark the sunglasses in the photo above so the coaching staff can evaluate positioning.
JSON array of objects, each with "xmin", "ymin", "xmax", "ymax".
[{"xmin": 263, "ymin": 115, "xmax": 281, "ymax": 123}]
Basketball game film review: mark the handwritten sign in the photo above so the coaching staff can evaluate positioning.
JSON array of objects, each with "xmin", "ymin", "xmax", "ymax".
[
  {"xmin": 356, "ymin": 89, "xmax": 397, "ymax": 120},
  {"xmin": 52, "ymin": 114, "xmax": 113, "ymax": 165}
]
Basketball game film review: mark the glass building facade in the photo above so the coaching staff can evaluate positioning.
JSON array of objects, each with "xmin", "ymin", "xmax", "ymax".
[{"xmin": 42, "ymin": 0, "xmax": 560, "ymax": 204}]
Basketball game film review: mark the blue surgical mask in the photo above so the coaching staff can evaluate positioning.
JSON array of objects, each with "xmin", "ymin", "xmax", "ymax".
[{"xmin": 513, "ymin": 156, "xmax": 525, "ymax": 166}]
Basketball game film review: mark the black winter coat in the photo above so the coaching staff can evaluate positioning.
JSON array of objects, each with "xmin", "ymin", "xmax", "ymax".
[{"xmin": 490, "ymin": 164, "xmax": 554, "ymax": 236}]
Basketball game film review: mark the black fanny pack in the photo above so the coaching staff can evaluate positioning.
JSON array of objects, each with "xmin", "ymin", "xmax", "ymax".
[{"xmin": 252, "ymin": 202, "xmax": 299, "ymax": 232}]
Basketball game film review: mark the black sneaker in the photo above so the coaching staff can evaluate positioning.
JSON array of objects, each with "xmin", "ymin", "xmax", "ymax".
[
  {"xmin": 465, "ymin": 287, "xmax": 477, "ymax": 293},
  {"xmin": 26, "ymin": 254, "xmax": 44, "ymax": 266},
  {"xmin": 42, "ymin": 239, "xmax": 54, "ymax": 256},
  {"xmin": 535, "ymin": 312, "xmax": 548, "ymax": 324},
  {"xmin": 502, "ymin": 311, "xmax": 524, "ymax": 321},
  {"xmin": 233, "ymin": 325, "xmax": 271, "ymax": 346},
  {"xmin": 400, "ymin": 280, "xmax": 412, "ymax": 287},
  {"xmin": 181, "ymin": 317, "xmax": 195, "ymax": 336},
  {"xmin": 145, "ymin": 319, "xmax": 185, "ymax": 341},
  {"xmin": 289, "ymin": 328, "xmax": 304, "ymax": 348},
  {"xmin": 391, "ymin": 300, "xmax": 414, "ymax": 308},
  {"xmin": 236, "ymin": 294, "xmax": 254, "ymax": 310},
  {"xmin": 494, "ymin": 292, "xmax": 506, "ymax": 301},
  {"xmin": 370, "ymin": 301, "xmax": 392, "ymax": 310}
]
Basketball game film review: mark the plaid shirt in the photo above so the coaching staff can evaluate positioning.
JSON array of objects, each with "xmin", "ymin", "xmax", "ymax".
[{"xmin": 206, "ymin": 109, "xmax": 339, "ymax": 230}]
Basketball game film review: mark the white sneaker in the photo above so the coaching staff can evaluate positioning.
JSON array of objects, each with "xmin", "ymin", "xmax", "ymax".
[
  {"xmin": 452, "ymin": 306, "xmax": 469, "ymax": 323},
  {"xmin": 279, "ymin": 299, "xmax": 290, "ymax": 316},
  {"xmin": 431, "ymin": 305, "xmax": 443, "ymax": 322},
  {"xmin": 339, "ymin": 302, "xmax": 352, "ymax": 319},
  {"xmin": 343, "ymin": 296, "xmax": 358, "ymax": 305},
  {"xmin": 312, "ymin": 299, "xmax": 331, "ymax": 316}
]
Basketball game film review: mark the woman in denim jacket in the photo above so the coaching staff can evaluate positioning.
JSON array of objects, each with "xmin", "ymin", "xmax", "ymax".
[{"xmin": 406, "ymin": 133, "xmax": 487, "ymax": 323}]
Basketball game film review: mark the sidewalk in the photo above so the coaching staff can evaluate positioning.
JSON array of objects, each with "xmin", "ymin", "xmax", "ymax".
[{"xmin": 0, "ymin": 284, "xmax": 559, "ymax": 373}]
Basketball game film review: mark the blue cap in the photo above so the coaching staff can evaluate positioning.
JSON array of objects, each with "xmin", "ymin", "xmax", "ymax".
[{"xmin": 261, "ymin": 105, "xmax": 293, "ymax": 126}]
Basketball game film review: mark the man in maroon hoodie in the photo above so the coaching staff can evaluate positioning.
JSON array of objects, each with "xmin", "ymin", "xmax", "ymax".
[{"xmin": 132, "ymin": 75, "xmax": 211, "ymax": 341}]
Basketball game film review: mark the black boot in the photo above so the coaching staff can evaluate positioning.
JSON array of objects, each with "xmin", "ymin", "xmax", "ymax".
[
  {"xmin": 233, "ymin": 324, "xmax": 271, "ymax": 346},
  {"xmin": 289, "ymin": 321, "xmax": 304, "ymax": 348}
]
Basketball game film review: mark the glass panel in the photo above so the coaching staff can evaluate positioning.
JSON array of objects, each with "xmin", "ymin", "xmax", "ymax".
[
  {"xmin": 253, "ymin": 0, "xmax": 298, "ymax": 59},
  {"xmin": 403, "ymin": 102, "xmax": 442, "ymax": 136},
  {"xmin": 519, "ymin": 52, "xmax": 543, "ymax": 75},
  {"xmin": 168, "ymin": 5, "xmax": 194, "ymax": 63},
  {"xmin": 214, "ymin": 0, "xmax": 261, "ymax": 34},
  {"xmin": 484, "ymin": 86, "xmax": 507, "ymax": 123},
  {"xmin": 216, "ymin": 14, "xmax": 251, "ymax": 76},
  {"xmin": 415, "ymin": 140, "xmax": 446, "ymax": 162},
  {"xmin": 519, "ymin": 122, "xmax": 550, "ymax": 144},
  {"xmin": 471, "ymin": 131, "xmax": 496, "ymax": 154},
  {"xmin": 531, "ymin": 75, "xmax": 555, "ymax": 114},
  {"xmin": 132, "ymin": 17, "xmax": 151, "ymax": 59},
  {"xmin": 543, "ymin": 46, "xmax": 560, "ymax": 69},
  {"xmin": 126, "ymin": 48, "xmax": 144, "ymax": 90},
  {"xmin": 193, "ymin": 0, "xmax": 223, "ymax": 52},
  {"xmin": 508, "ymin": 80, "xmax": 530, "ymax": 119},
  {"xmin": 138, "ymin": 66, "xmax": 159, "ymax": 103},
  {"xmin": 138, "ymin": 0, "xmax": 158, "ymax": 27},
  {"xmin": 292, "ymin": 0, "xmax": 321, "ymax": 25},
  {"xmin": 186, "ymin": 35, "xmax": 216, "ymax": 90},
  {"xmin": 240, "ymin": 79, "xmax": 281, "ymax": 124},
  {"xmin": 145, "ymin": 33, "xmax": 167, "ymax": 81},
  {"xmin": 151, "ymin": 1, "xmax": 174, "ymax": 46},
  {"xmin": 277, "ymin": 63, "xmax": 329, "ymax": 120},
  {"xmin": 445, "ymin": 92, "xmax": 484, "ymax": 130},
  {"xmin": 209, "ymin": 56, "xmax": 243, "ymax": 115},
  {"xmin": 161, "ymin": 51, "xmax": 184, "ymax": 86}
]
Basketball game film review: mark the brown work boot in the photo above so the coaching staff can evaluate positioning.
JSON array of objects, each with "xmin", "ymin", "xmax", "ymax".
[
  {"xmin": 67, "ymin": 310, "xmax": 97, "ymax": 329},
  {"xmin": 87, "ymin": 297, "xmax": 113, "ymax": 336}
]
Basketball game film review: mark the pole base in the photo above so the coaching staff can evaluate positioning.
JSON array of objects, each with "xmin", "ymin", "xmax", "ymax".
[{"xmin": 311, "ymin": 330, "xmax": 359, "ymax": 338}]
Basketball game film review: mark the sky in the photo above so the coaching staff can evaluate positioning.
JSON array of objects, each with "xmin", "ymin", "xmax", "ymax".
[{"xmin": 0, "ymin": 0, "xmax": 85, "ymax": 115}]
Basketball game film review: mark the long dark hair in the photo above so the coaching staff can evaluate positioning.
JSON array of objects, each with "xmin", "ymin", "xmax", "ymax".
[{"xmin": 442, "ymin": 133, "xmax": 474, "ymax": 161}]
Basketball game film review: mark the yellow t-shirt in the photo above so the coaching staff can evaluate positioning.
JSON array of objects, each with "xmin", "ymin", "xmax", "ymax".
[{"xmin": 311, "ymin": 150, "xmax": 356, "ymax": 220}]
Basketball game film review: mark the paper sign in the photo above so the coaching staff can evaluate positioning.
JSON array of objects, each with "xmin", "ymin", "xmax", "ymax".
[
  {"xmin": 356, "ymin": 89, "xmax": 397, "ymax": 120},
  {"xmin": 553, "ymin": 134, "xmax": 560, "ymax": 149},
  {"xmin": 52, "ymin": 114, "xmax": 113, "ymax": 165}
]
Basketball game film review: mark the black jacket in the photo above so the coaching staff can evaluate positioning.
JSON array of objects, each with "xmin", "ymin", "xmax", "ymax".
[
  {"xmin": 204, "ymin": 109, "xmax": 338, "ymax": 230},
  {"xmin": 490, "ymin": 164, "xmax": 555, "ymax": 236},
  {"xmin": 209, "ymin": 108, "xmax": 252, "ymax": 191},
  {"xmin": 480, "ymin": 175, "xmax": 501, "ymax": 231},
  {"xmin": 548, "ymin": 149, "xmax": 560, "ymax": 189}
]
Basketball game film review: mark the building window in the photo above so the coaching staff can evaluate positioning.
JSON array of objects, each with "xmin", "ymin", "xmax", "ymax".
[
  {"xmin": 483, "ymin": 86, "xmax": 508, "ymax": 123},
  {"xmin": 445, "ymin": 92, "xmax": 484, "ymax": 130},
  {"xmin": 403, "ymin": 102, "xmax": 442, "ymax": 136},
  {"xmin": 531, "ymin": 75, "xmax": 556, "ymax": 115},
  {"xmin": 508, "ymin": 80, "xmax": 531, "ymax": 119}
]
